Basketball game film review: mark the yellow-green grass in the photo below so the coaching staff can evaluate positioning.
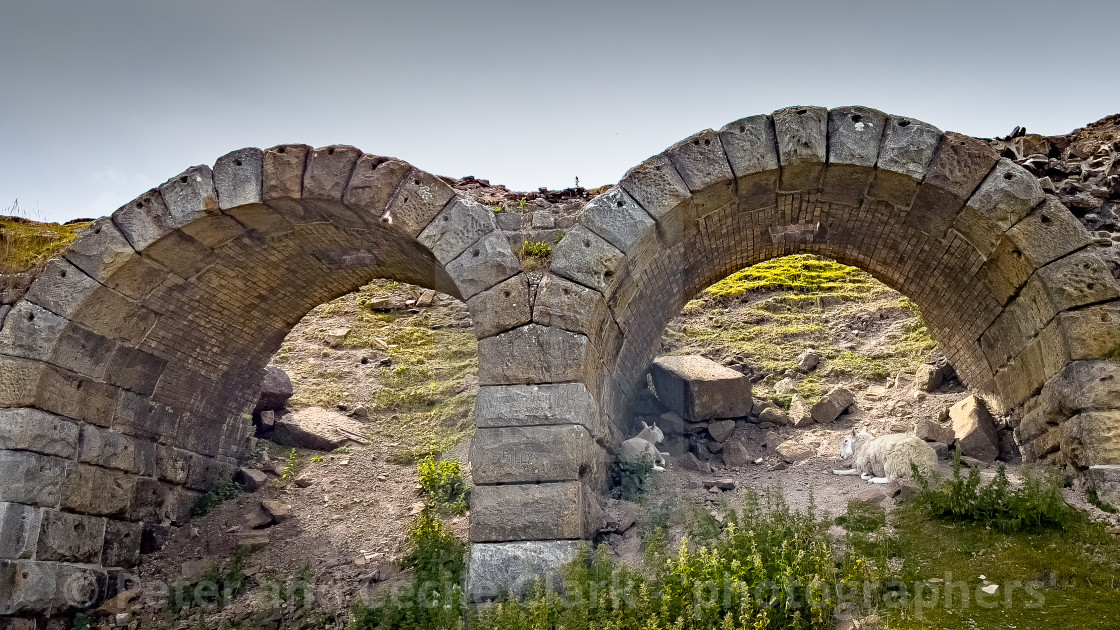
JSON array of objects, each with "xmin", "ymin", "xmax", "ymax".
[{"xmin": 0, "ymin": 216, "xmax": 90, "ymax": 273}]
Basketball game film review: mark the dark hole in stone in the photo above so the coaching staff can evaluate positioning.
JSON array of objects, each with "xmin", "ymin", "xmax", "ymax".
[
  {"xmin": 1012, "ymin": 249, "xmax": 1022, "ymax": 258},
  {"xmin": 472, "ymin": 249, "xmax": 480, "ymax": 257},
  {"xmin": 443, "ymin": 216, "xmax": 450, "ymax": 221},
  {"xmin": 583, "ymin": 240, "xmax": 591, "ymax": 248},
  {"xmin": 898, "ymin": 120, "xmax": 911, "ymax": 127},
  {"xmin": 704, "ymin": 138, "xmax": 711, "ymax": 146},
  {"xmin": 504, "ymin": 291, "xmax": 511, "ymax": 298},
  {"xmin": 180, "ymin": 176, "xmax": 188, "ymax": 183},
  {"xmin": 796, "ymin": 109, "xmax": 807, "ymax": 115},
  {"xmin": 136, "ymin": 202, "xmax": 143, "ymax": 209},
  {"xmin": 27, "ymin": 313, "xmax": 34, "ymax": 321},
  {"xmin": 1004, "ymin": 172, "xmax": 1014, "ymax": 180},
  {"xmin": 1087, "ymin": 283, "xmax": 1096, "ymax": 290},
  {"xmin": 278, "ymin": 147, "xmax": 286, "ymax": 154},
  {"xmin": 74, "ymin": 522, "xmax": 85, "ymax": 534},
  {"xmin": 94, "ymin": 227, "xmax": 101, "ymax": 234},
  {"xmin": 851, "ymin": 114, "xmax": 862, "ymax": 123},
  {"xmin": 739, "ymin": 125, "xmax": 745, "ymax": 133},
  {"xmin": 692, "ymin": 139, "xmax": 700, "ymax": 146},
  {"xmin": 562, "ymin": 288, "xmax": 570, "ymax": 296},
  {"xmin": 616, "ymin": 200, "xmax": 624, "ymax": 208},
  {"xmin": 60, "ymin": 270, "xmax": 67, "ymax": 278},
  {"xmin": 235, "ymin": 159, "xmax": 242, "ymax": 167},
  {"xmin": 603, "ymin": 270, "xmax": 613, "ymax": 278},
  {"xmin": 327, "ymin": 148, "xmax": 335, "ymax": 155},
  {"xmin": 414, "ymin": 179, "xmax": 421, "ymax": 186},
  {"xmin": 1040, "ymin": 215, "xmax": 1052, "ymax": 224}
]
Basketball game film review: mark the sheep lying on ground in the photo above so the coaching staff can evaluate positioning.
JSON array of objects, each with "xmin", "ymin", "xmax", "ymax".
[
  {"xmin": 833, "ymin": 430, "xmax": 937, "ymax": 483},
  {"xmin": 619, "ymin": 422, "xmax": 669, "ymax": 472}
]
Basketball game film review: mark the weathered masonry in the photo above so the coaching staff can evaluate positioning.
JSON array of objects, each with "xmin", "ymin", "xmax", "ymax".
[{"xmin": 2, "ymin": 106, "xmax": 1119, "ymax": 614}]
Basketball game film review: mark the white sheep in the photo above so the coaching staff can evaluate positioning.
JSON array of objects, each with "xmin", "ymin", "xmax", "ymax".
[
  {"xmin": 833, "ymin": 430, "xmax": 937, "ymax": 483},
  {"xmin": 619, "ymin": 422, "xmax": 669, "ymax": 472}
]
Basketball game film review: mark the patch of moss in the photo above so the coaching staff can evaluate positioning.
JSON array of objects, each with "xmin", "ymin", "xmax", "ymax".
[{"xmin": 702, "ymin": 254, "xmax": 886, "ymax": 299}]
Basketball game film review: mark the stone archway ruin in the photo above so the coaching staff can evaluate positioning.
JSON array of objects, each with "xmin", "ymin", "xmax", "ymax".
[{"xmin": 2, "ymin": 106, "xmax": 1119, "ymax": 613}]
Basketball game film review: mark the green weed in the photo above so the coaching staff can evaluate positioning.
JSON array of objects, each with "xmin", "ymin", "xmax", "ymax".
[
  {"xmin": 189, "ymin": 476, "xmax": 239, "ymax": 518},
  {"xmin": 417, "ymin": 456, "xmax": 470, "ymax": 515}
]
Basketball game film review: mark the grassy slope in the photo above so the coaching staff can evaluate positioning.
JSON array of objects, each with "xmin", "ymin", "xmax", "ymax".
[{"xmin": 0, "ymin": 216, "xmax": 90, "ymax": 273}]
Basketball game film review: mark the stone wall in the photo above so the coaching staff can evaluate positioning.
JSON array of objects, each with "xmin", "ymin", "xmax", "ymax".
[{"xmin": 3, "ymin": 106, "xmax": 1120, "ymax": 615}]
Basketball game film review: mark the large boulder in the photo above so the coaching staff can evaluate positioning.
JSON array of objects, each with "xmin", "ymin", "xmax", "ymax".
[
  {"xmin": 649, "ymin": 355, "xmax": 752, "ymax": 421},
  {"xmin": 254, "ymin": 366, "xmax": 293, "ymax": 414},
  {"xmin": 950, "ymin": 395, "xmax": 1000, "ymax": 462},
  {"xmin": 810, "ymin": 387, "xmax": 854, "ymax": 424},
  {"xmin": 913, "ymin": 364, "xmax": 945, "ymax": 392},
  {"xmin": 915, "ymin": 419, "xmax": 955, "ymax": 445}
]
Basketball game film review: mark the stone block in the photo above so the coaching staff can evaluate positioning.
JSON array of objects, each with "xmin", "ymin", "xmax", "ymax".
[
  {"xmin": 139, "ymin": 229, "xmax": 214, "ymax": 278},
  {"xmin": 213, "ymin": 147, "xmax": 264, "ymax": 209},
  {"xmin": 128, "ymin": 477, "xmax": 171, "ymax": 522},
  {"xmin": 161, "ymin": 487, "xmax": 202, "ymax": 526},
  {"xmin": 0, "ymin": 451, "xmax": 68, "ymax": 507},
  {"xmin": 0, "ymin": 301, "xmax": 66, "ymax": 361},
  {"xmin": 303, "ymin": 145, "xmax": 362, "ymax": 202},
  {"xmin": 418, "ymin": 197, "xmax": 498, "ymax": 265},
  {"xmin": 954, "ymin": 159, "xmax": 1045, "ymax": 257},
  {"xmin": 478, "ymin": 324, "xmax": 590, "ymax": 386},
  {"xmin": 915, "ymin": 419, "xmax": 955, "ymax": 445},
  {"xmin": 445, "ymin": 230, "xmax": 521, "ymax": 299},
  {"xmin": 549, "ymin": 224, "xmax": 624, "ymax": 294},
  {"xmin": 185, "ymin": 454, "xmax": 234, "ymax": 491},
  {"xmin": 0, "ymin": 356, "xmax": 44, "ymax": 408},
  {"xmin": 82, "ymin": 424, "xmax": 159, "ymax": 478},
  {"xmin": 343, "ymin": 156, "xmax": 410, "ymax": 216},
  {"xmin": 99, "ymin": 253, "xmax": 167, "ymax": 301},
  {"xmin": 475, "ymin": 383, "xmax": 602, "ymax": 436},
  {"xmin": 0, "ymin": 408, "xmax": 79, "ymax": 459},
  {"xmin": 810, "ymin": 387, "xmax": 854, "ymax": 423},
  {"xmin": 717, "ymin": 114, "xmax": 779, "ymax": 210},
  {"xmin": 470, "ymin": 425, "xmax": 595, "ymax": 484},
  {"xmin": 111, "ymin": 189, "xmax": 180, "ymax": 251},
  {"xmin": 665, "ymin": 129, "xmax": 736, "ymax": 214},
  {"xmin": 159, "ymin": 166, "xmax": 243, "ymax": 248},
  {"xmin": 649, "ymin": 355, "xmax": 752, "ymax": 421},
  {"xmin": 867, "ymin": 115, "xmax": 941, "ymax": 207},
  {"xmin": 580, "ymin": 187, "xmax": 657, "ymax": 256},
  {"xmin": 467, "ymin": 540, "xmax": 580, "ymax": 602},
  {"xmin": 467, "ymin": 274, "xmax": 531, "ymax": 339},
  {"xmin": 62, "ymin": 219, "xmax": 137, "ymax": 283},
  {"xmin": 262, "ymin": 144, "xmax": 310, "ymax": 200},
  {"xmin": 1087, "ymin": 465, "xmax": 1120, "ymax": 507},
  {"xmin": 0, "ymin": 502, "xmax": 42, "ymax": 560},
  {"xmin": 469, "ymin": 481, "xmax": 600, "ymax": 542},
  {"xmin": 383, "ymin": 168, "xmax": 455, "ymax": 237},
  {"xmin": 618, "ymin": 153, "xmax": 690, "ymax": 246},
  {"xmin": 60, "ymin": 464, "xmax": 134, "ymax": 518},
  {"xmin": 950, "ymin": 395, "xmax": 999, "ymax": 462},
  {"xmin": 913, "ymin": 364, "xmax": 945, "ymax": 392},
  {"xmin": 1033, "ymin": 250, "xmax": 1120, "ymax": 323},
  {"xmin": 772, "ymin": 106, "xmax": 828, "ymax": 191},
  {"xmin": 105, "ymin": 345, "xmax": 166, "ymax": 396},
  {"xmin": 35, "ymin": 509, "xmax": 106, "ymax": 563},
  {"xmin": 0, "ymin": 560, "xmax": 60, "ymax": 615},
  {"xmin": 155, "ymin": 447, "xmax": 191, "ymax": 485},
  {"xmin": 1056, "ymin": 302, "xmax": 1120, "ymax": 361},
  {"xmin": 1061, "ymin": 411, "xmax": 1120, "ymax": 467},
  {"xmin": 821, "ymin": 106, "xmax": 886, "ymax": 205},
  {"xmin": 23, "ymin": 257, "xmax": 100, "ymax": 320},
  {"xmin": 908, "ymin": 133, "xmax": 999, "ymax": 238},
  {"xmin": 533, "ymin": 273, "xmax": 611, "ymax": 341},
  {"xmin": 112, "ymin": 391, "xmax": 178, "ymax": 442},
  {"xmin": 35, "ymin": 365, "xmax": 117, "ymax": 428},
  {"xmin": 101, "ymin": 519, "xmax": 142, "ymax": 568},
  {"xmin": 49, "ymin": 323, "xmax": 117, "ymax": 379},
  {"xmin": 1039, "ymin": 361, "xmax": 1120, "ymax": 424}
]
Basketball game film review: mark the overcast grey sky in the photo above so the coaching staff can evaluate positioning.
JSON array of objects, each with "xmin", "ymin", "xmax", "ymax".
[{"xmin": 2, "ymin": 0, "xmax": 1118, "ymax": 223}]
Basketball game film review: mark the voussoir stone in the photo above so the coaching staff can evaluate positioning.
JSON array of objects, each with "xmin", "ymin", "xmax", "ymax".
[
  {"xmin": 649, "ymin": 355, "xmax": 753, "ymax": 421},
  {"xmin": 579, "ymin": 187, "xmax": 656, "ymax": 255},
  {"xmin": 383, "ymin": 168, "xmax": 455, "ymax": 237},
  {"xmin": 467, "ymin": 274, "xmax": 531, "ymax": 339},
  {"xmin": 868, "ymin": 115, "xmax": 941, "ymax": 207},
  {"xmin": 418, "ymin": 197, "xmax": 498, "ymax": 265},
  {"xmin": 772, "ymin": 106, "xmax": 828, "ymax": 191},
  {"xmin": 549, "ymin": 224, "xmax": 624, "ymax": 294},
  {"xmin": 533, "ymin": 273, "xmax": 611, "ymax": 340},
  {"xmin": 822, "ymin": 106, "xmax": 886, "ymax": 205},
  {"xmin": 446, "ymin": 230, "xmax": 521, "ymax": 300},
  {"xmin": 718, "ymin": 114, "xmax": 779, "ymax": 210},
  {"xmin": 955, "ymin": 158, "xmax": 1045, "ymax": 257}
]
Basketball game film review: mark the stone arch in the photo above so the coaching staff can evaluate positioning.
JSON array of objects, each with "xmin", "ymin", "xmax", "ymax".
[
  {"xmin": 4, "ymin": 106, "xmax": 1120, "ymax": 610},
  {"xmin": 0, "ymin": 144, "xmax": 539, "ymax": 615},
  {"xmin": 468, "ymin": 107, "xmax": 1120, "ymax": 597}
]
